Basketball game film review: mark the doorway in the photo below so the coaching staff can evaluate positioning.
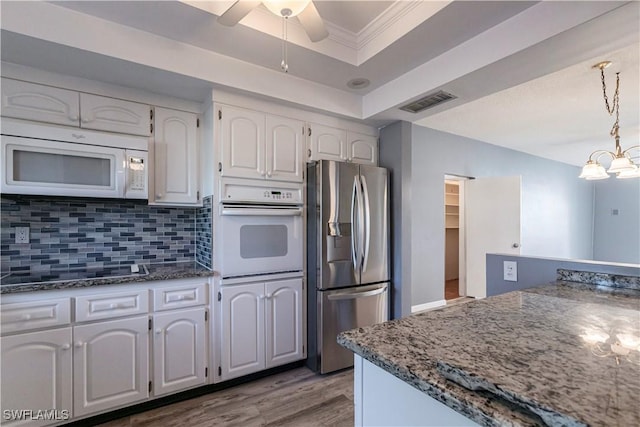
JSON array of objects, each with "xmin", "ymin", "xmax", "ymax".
[{"xmin": 444, "ymin": 176, "xmax": 467, "ymax": 301}]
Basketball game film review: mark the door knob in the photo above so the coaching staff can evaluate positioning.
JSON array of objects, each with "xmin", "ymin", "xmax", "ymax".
[{"xmin": 512, "ymin": 243, "xmax": 520, "ymax": 248}]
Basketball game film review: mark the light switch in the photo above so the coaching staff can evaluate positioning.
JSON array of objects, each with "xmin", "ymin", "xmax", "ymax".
[{"xmin": 503, "ymin": 261, "xmax": 517, "ymax": 282}]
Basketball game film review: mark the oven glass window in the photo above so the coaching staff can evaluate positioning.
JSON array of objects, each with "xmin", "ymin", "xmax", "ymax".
[{"xmin": 240, "ymin": 225, "xmax": 288, "ymax": 258}]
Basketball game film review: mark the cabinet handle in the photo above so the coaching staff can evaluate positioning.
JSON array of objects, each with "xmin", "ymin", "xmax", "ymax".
[
  {"xmin": 155, "ymin": 329, "xmax": 162, "ymax": 335},
  {"xmin": 156, "ymin": 193, "xmax": 163, "ymax": 199},
  {"xmin": 260, "ymin": 170, "xmax": 266, "ymax": 177},
  {"xmin": 307, "ymin": 149, "xmax": 311, "ymax": 158},
  {"xmin": 74, "ymin": 341, "xmax": 83, "ymax": 348},
  {"xmin": 71, "ymin": 133, "xmax": 86, "ymax": 140},
  {"xmin": 267, "ymin": 171, "xmax": 272, "ymax": 178},
  {"xmin": 61, "ymin": 343, "xmax": 71, "ymax": 350},
  {"xmin": 110, "ymin": 303, "xmax": 117, "ymax": 309},
  {"xmin": 69, "ymin": 115, "xmax": 79, "ymax": 121},
  {"xmin": 81, "ymin": 117, "xmax": 91, "ymax": 123},
  {"xmin": 21, "ymin": 314, "xmax": 32, "ymax": 321}
]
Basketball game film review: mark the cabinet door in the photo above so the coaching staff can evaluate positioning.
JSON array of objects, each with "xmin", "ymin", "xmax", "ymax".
[
  {"xmin": 153, "ymin": 308, "xmax": 207, "ymax": 397},
  {"xmin": 220, "ymin": 283, "xmax": 265, "ymax": 381},
  {"xmin": 1, "ymin": 78, "xmax": 79, "ymax": 126},
  {"xmin": 73, "ymin": 316, "xmax": 149, "ymax": 417},
  {"xmin": 347, "ymin": 132, "xmax": 378, "ymax": 165},
  {"xmin": 265, "ymin": 278, "xmax": 304, "ymax": 368},
  {"xmin": 266, "ymin": 115, "xmax": 304, "ymax": 182},
  {"xmin": 152, "ymin": 107, "xmax": 199, "ymax": 205},
  {"xmin": 219, "ymin": 105, "xmax": 265, "ymax": 179},
  {"xmin": 1, "ymin": 328, "xmax": 73, "ymax": 426},
  {"xmin": 308, "ymin": 123, "xmax": 346, "ymax": 162},
  {"xmin": 80, "ymin": 93, "xmax": 150, "ymax": 136}
]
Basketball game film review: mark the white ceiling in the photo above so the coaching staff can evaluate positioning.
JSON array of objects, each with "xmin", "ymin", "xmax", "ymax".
[{"xmin": 1, "ymin": 1, "xmax": 639, "ymax": 167}]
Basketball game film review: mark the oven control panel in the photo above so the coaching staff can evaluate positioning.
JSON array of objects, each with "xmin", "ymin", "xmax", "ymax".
[{"xmin": 220, "ymin": 179, "xmax": 303, "ymax": 204}]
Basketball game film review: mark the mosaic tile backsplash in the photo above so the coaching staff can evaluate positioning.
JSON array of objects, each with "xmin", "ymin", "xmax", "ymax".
[
  {"xmin": 0, "ymin": 196, "xmax": 208, "ymax": 274},
  {"xmin": 195, "ymin": 196, "xmax": 212, "ymax": 269}
]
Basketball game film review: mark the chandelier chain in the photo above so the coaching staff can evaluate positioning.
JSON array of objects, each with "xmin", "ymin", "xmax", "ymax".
[{"xmin": 600, "ymin": 68, "xmax": 620, "ymax": 138}]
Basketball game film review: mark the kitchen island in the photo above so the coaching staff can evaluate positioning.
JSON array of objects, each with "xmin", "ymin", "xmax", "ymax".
[{"xmin": 338, "ymin": 271, "xmax": 640, "ymax": 427}]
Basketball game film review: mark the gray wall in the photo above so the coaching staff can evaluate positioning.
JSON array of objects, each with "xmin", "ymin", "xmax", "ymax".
[
  {"xmin": 593, "ymin": 178, "xmax": 640, "ymax": 264},
  {"xmin": 378, "ymin": 121, "xmax": 413, "ymax": 319},
  {"xmin": 406, "ymin": 125, "xmax": 595, "ymax": 307},
  {"xmin": 487, "ymin": 254, "xmax": 640, "ymax": 296}
]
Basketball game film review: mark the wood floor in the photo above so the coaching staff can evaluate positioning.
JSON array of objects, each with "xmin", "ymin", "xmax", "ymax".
[
  {"xmin": 98, "ymin": 367, "xmax": 354, "ymax": 427},
  {"xmin": 445, "ymin": 278, "xmax": 459, "ymax": 300}
]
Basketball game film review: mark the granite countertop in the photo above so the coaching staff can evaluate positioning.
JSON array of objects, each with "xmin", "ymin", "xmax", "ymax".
[
  {"xmin": 338, "ymin": 281, "xmax": 640, "ymax": 427},
  {"xmin": 0, "ymin": 262, "xmax": 215, "ymax": 294}
]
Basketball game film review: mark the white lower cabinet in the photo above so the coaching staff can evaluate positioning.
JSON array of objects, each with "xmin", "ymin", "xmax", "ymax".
[
  {"xmin": 73, "ymin": 316, "xmax": 149, "ymax": 417},
  {"xmin": 0, "ymin": 327, "xmax": 73, "ymax": 426},
  {"xmin": 152, "ymin": 308, "xmax": 207, "ymax": 397},
  {"xmin": 219, "ymin": 278, "xmax": 303, "ymax": 381}
]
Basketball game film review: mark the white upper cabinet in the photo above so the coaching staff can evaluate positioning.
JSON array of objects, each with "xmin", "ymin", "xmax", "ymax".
[
  {"xmin": 266, "ymin": 115, "xmax": 304, "ymax": 182},
  {"xmin": 1, "ymin": 78, "xmax": 80, "ymax": 126},
  {"xmin": 79, "ymin": 93, "xmax": 150, "ymax": 136},
  {"xmin": 347, "ymin": 132, "xmax": 378, "ymax": 165},
  {"xmin": 307, "ymin": 122, "xmax": 378, "ymax": 165},
  {"xmin": 151, "ymin": 107, "xmax": 200, "ymax": 206},
  {"xmin": 219, "ymin": 105, "xmax": 265, "ymax": 180},
  {"xmin": 307, "ymin": 123, "xmax": 346, "ymax": 162},
  {"xmin": 218, "ymin": 105, "xmax": 304, "ymax": 183}
]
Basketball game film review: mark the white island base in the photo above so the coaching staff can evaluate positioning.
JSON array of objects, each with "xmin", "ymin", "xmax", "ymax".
[{"xmin": 354, "ymin": 355, "xmax": 480, "ymax": 427}]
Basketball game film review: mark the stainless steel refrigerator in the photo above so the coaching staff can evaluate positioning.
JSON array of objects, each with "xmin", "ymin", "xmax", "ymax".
[{"xmin": 307, "ymin": 160, "xmax": 390, "ymax": 374}]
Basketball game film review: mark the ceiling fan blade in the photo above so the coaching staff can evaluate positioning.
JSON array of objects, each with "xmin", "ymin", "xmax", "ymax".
[
  {"xmin": 217, "ymin": 0, "xmax": 262, "ymax": 26},
  {"xmin": 297, "ymin": 1, "xmax": 329, "ymax": 42}
]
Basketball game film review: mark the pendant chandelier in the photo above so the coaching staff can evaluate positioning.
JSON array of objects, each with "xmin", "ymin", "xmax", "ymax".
[{"xmin": 579, "ymin": 61, "xmax": 640, "ymax": 180}]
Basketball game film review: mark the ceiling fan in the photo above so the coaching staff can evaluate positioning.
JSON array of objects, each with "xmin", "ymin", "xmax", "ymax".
[{"xmin": 218, "ymin": 0, "xmax": 329, "ymax": 42}]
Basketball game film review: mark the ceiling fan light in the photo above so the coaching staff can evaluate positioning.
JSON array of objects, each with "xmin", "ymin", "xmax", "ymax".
[
  {"xmin": 616, "ymin": 165, "xmax": 640, "ymax": 179},
  {"xmin": 264, "ymin": 0, "xmax": 310, "ymax": 17},
  {"xmin": 579, "ymin": 161, "xmax": 609, "ymax": 180},
  {"xmin": 607, "ymin": 155, "xmax": 636, "ymax": 174}
]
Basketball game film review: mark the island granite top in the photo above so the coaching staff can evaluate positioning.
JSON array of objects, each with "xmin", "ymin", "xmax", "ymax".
[
  {"xmin": 338, "ymin": 281, "xmax": 640, "ymax": 427},
  {"xmin": 0, "ymin": 262, "xmax": 215, "ymax": 294}
]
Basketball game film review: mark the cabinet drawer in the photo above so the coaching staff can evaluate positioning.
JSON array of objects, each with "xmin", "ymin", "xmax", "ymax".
[
  {"xmin": 1, "ymin": 298, "xmax": 71, "ymax": 334},
  {"xmin": 75, "ymin": 290, "xmax": 149, "ymax": 322},
  {"xmin": 152, "ymin": 282, "xmax": 207, "ymax": 311}
]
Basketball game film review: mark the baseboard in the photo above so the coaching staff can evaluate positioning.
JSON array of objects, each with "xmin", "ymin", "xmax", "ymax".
[{"xmin": 411, "ymin": 300, "xmax": 446, "ymax": 313}]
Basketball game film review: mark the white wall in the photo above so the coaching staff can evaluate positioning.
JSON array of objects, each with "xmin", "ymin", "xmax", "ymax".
[
  {"xmin": 593, "ymin": 178, "xmax": 640, "ymax": 264},
  {"xmin": 379, "ymin": 123, "xmax": 596, "ymax": 307}
]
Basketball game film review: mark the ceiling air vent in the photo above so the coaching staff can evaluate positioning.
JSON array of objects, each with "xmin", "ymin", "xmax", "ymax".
[{"xmin": 399, "ymin": 90, "xmax": 457, "ymax": 113}]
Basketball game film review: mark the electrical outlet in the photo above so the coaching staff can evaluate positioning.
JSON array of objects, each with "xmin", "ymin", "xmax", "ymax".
[
  {"xmin": 503, "ymin": 261, "xmax": 517, "ymax": 282},
  {"xmin": 15, "ymin": 227, "xmax": 30, "ymax": 244}
]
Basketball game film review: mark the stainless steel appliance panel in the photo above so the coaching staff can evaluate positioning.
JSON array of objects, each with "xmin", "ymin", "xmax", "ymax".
[
  {"xmin": 319, "ymin": 161, "xmax": 360, "ymax": 290},
  {"xmin": 318, "ymin": 283, "xmax": 388, "ymax": 373},
  {"xmin": 358, "ymin": 164, "xmax": 389, "ymax": 285}
]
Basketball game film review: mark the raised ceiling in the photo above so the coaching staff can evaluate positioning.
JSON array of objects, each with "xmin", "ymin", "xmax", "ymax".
[{"xmin": 1, "ymin": 1, "xmax": 639, "ymax": 167}]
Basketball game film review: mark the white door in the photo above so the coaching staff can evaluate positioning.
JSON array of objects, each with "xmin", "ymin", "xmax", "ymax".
[
  {"xmin": 73, "ymin": 316, "xmax": 149, "ymax": 417},
  {"xmin": 152, "ymin": 107, "xmax": 199, "ymax": 205},
  {"xmin": 465, "ymin": 176, "xmax": 521, "ymax": 299},
  {"xmin": 266, "ymin": 115, "xmax": 304, "ymax": 182},
  {"xmin": 308, "ymin": 123, "xmax": 346, "ymax": 162},
  {"xmin": 80, "ymin": 93, "xmax": 150, "ymax": 136},
  {"xmin": 219, "ymin": 105, "xmax": 265, "ymax": 180},
  {"xmin": 265, "ymin": 278, "xmax": 303, "ymax": 368},
  {"xmin": 1, "ymin": 77, "xmax": 80, "ymax": 126},
  {"xmin": 1, "ymin": 328, "xmax": 73, "ymax": 426},
  {"xmin": 153, "ymin": 308, "xmax": 207, "ymax": 396},
  {"xmin": 347, "ymin": 132, "xmax": 378, "ymax": 165},
  {"xmin": 220, "ymin": 283, "xmax": 265, "ymax": 381}
]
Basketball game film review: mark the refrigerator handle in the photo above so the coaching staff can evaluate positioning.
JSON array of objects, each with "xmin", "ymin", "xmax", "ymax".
[
  {"xmin": 360, "ymin": 174, "xmax": 371, "ymax": 272},
  {"xmin": 350, "ymin": 176, "xmax": 360, "ymax": 271},
  {"xmin": 326, "ymin": 286, "xmax": 387, "ymax": 300}
]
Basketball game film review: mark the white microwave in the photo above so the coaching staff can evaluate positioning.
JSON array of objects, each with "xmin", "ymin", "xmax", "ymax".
[{"xmin": 1, "ymin": 118, "xmax": 148, "ymax": 199}]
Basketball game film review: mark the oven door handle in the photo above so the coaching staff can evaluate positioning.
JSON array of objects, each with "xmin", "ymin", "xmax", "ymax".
[{"xmin": 220, "ymin": 207, "xmax": 303, "ymax": 216}]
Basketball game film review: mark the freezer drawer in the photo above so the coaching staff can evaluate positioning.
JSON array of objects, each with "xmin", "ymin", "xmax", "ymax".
[{"xmin": 318, "ymin": 283, "xmax": 388, "ymax": 373}]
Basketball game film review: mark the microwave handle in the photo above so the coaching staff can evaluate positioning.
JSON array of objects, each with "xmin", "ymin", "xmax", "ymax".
[{"xmin": 220, "ymin": 207, "xmax": 303, "ymax": 216}]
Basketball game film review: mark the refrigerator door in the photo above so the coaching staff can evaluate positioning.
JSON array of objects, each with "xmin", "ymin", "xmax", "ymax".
[
  {"xmin": 319, "ymin": 161, "xmax": 360, "ymax": 290},
  {"xmin": 359, "ymin": 164, "xmax": 390, "ymax": 285},
  {"xmin": 318, "ymin": 283, "xmax": 388, "ymax": 373}
]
